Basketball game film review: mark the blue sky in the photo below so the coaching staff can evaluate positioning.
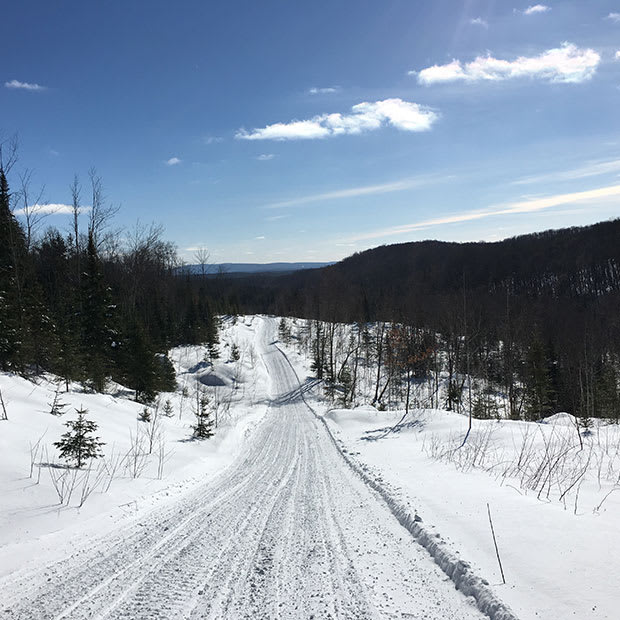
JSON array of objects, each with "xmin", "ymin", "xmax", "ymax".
[{"xmin": 2, "ymin": 1, "xmax": 620, "ymax": 262}]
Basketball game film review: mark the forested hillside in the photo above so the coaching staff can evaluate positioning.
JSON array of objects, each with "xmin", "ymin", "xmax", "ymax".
[{"xmin": 213, "ymin": 220, "xmax": 620, "ymax": 420}]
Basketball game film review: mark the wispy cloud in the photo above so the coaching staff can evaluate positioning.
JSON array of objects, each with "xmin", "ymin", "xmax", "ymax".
[
  {"xmin": 616, "ymin": 50, "xmax": 620, "ymax": 60},
  {"xmin": 165, "ymin": 157, "xmax": 182, "ymax": 166},
  {"xmin": 203, "ymin": 136, "xmax": 223, "ymax": 144},
  {"xmin": 266, "ymin": 175, "xmax": 441, "ymax": 209},
  {"xmin": 469, "ymin": 17, "xmax": 488, "ymax": 27},
  {"xmin": 606, "ymin": 12, "xmax": 620, "ymax": 23},
  {"xmin": 265, "ymin": 214, "xmax": 291, "ymax": 221},
  {"xmin": 346, "ymin": 184, "xmax": 620, "ymax": 242},
  {"xmin": 236, "ymin": 99, "xmax": 438, "ymax": 141},
  {"xmin": 414, "ymin": 43, "xmax": 600, "ymax": 85},
  {"xmin": 256, "ymin": 153, "xmax": 275, "ymax": 161},
  {"xmin": 308, "ymin": 86, "xmax": 340, "ymax": 95},
  {"xmin": 523, "ymin": 5, "xmax": 550, "ymax": 15},
  {"xmin": 5, "ymin": 79, "xmax": 46, "ymax": 91},
  {"xmin": 13, "ymin": 203, "xmax": 90, "ymax": 216},
  {"xmin": 511, "ymin": 158, "xmax": 620, "ymax": 185}
]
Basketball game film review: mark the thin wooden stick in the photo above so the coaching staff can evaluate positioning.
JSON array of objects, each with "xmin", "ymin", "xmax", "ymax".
[
  {"xmin": 487, "ymin": 502, "xmax": 506, "ymax": 584},
  {"xmin": 0, "ymin": 387, "xmax": 7, "ymax": 420}
]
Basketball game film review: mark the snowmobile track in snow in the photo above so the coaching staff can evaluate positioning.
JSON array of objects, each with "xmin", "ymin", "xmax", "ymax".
[{"xmin": 0, "ymin": 317, "xmax": 490, "ymax": 619}]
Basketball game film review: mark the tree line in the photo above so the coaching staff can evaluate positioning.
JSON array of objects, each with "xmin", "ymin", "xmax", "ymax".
[
  {"xmin": 0, "ymin": 145, "xmax": 220, "ymax": 403},
  {"xmin": 213, "ymin": 220, "xmax": 620, "ymax": 421}
]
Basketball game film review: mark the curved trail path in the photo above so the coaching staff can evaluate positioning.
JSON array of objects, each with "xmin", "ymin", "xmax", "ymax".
[{"xmin": 1, "ymin": 317, "xmax": 484, "ymax": 619}]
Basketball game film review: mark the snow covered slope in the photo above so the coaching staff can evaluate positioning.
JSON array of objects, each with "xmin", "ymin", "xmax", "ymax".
[
  {"xmin": 0, "ymin": 315, "xmax": 270, "ymax": 578},
  {"xmin": 279, "ymin": 386, "xmax": 618, "ymax": 619}
]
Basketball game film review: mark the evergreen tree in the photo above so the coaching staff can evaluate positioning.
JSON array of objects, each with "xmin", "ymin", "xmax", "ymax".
[
  {"xmin": 121, "ymin": 318, "xmax": 159, "ymax": 402},
  {"xmin": 81, "ymin": 231, "xmax": 116, "ymax": 391},
  {"xmin": 192, "ymin": 392, "xmax": 214, "ymax": 439},
  {"xmin": 48, "ymin": 384, "xmax": 69, "ymax": 416},
  {"xmin": 36, "ymin": 230, "xmax": 82, "ymax": 388},
  {"xmin": 0, "ymin": 168, "xmax": 26, "ymax": 369},
  {"xmin": 155, "ymin": 353, "xmax": 177, "ymax": 392},
  {"xmin": 230, "ymin": 343, "xmax": 240, "ymax": 362},
  {"xmin": 54, "ymin": 406, "xmax": 105, "ymax": 468},
  {"xmin": 162, "ymin": 399, "xmax": 174, "ymax": 417},
  {"xmin": 524, "ymin": 335, "xmax": 556, "ymax": 420}
]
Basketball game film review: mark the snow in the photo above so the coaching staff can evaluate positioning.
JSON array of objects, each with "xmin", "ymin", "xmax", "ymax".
[
  {"xmin": 1, "ymin": 314, "xmax": 617, "ymax": 619},
  {"xmin": 0, "ymin": 316, "xmax": 271, "ymax": 579},
  {"xmin": 0, "ymin": 316, "xmax": 486, "ymax": 619},
  {"xmin": 317, "ymin": 405, "xmax": 620, "ymax": 620}
]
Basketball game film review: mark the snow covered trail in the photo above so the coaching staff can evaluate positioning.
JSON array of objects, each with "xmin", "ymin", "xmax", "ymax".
[{"xmin": 0, "ymin": 317, "xmax": 485, "ymax": 619}]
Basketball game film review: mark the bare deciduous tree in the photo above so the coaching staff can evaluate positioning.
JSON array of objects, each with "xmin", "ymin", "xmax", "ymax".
[
  {"xmin": 88, "ymin": 168, "xmax": 119, "ymax": 252},
  {"xmin": 0, "ymin": 133, "xmax": 19, "ymax": 173},
  {"xmin": 17, "ymin": 169, "xmax": 46, "ymax": 252},
  {"xmin": 193, "ymin": 246, "xmax": 210, "ymax": 277},
  {"xmin": 69, "ymin": 174, "xmax": 82, "ymax": 271}
]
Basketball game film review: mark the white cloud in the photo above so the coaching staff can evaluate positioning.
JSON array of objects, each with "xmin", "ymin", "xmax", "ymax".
[
  {"xmin": 267, "ymin": 175, "xmax": 442, "ymax": 209},
  {"xmin": 616, "ymin": 51, "xmax": 620, "ymax": 60},
  {"xmin": 5, "ymin": 79, "xmax": 46, "ymax": 91},
  {"xmin": 236, "ymin": 99, "xmax": 438, "ymax": 141},
  {"xmin": 203, "ymin": 136, "xmax": 223, "ymax": 144},
  {"xmin": 606, "ymin": 12, "xmax": 620, "ymax": 22},
  {"xmin": 524, "ymin": 5, "xmax": 550, "ymax": 15},
  {"xmin": 308, "ymin": 86, "xmax": 339, "ymax": 95},
  {"xmin": 256, "ymin": 154, "xmax": 275, "ymax": 161},
  {"xmin": 415, "ymin": 43, "xmax": 600, "ymax": 85},
  {"xmin": 511, "ymin": 158, "xmax": 620, "ymax": 185},
  {"xmin": 346, "ymin": 184, "xmax": 620, "ymax": 242},
  {"xmin": 469, "ymin": 17, "xmax": 488, "ymax": 27},
  {"xmin": 265, "ymin": 214, "xmax": 290, "ymax": 221},
  {"xmin": 165, "ymin": 157, "xmax": 182, "ymax": 166},
  {"xmin": 13, "ymin": 203, "xmax": 90, "ymax": 216}
]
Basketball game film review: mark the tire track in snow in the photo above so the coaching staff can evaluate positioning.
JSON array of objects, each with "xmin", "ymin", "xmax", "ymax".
[{"xmin": 0, "ymin": 316, "xmax": 486, "ymax": 620}]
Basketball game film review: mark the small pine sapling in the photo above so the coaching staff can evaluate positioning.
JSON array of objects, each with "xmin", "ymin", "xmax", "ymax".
[
  {"xmin": 192, "ymin": 392, "xmax": 214, "ymax": 439},
  {"xmin": 230, "ymin": 343, "xmax": 240, "ymax": 362},
  {"xmin": 139, "ymin": 406, "xmax": 152, "ymax": 423},
  {"xmin": 48, "ymin": 383, "xmax": 69, "ymax": 416},
  {"xmin": 162, "ymin": 399, "xmax": 174, "ymax": 417},
  {"xmin": 54, "ymin": 406, "xmax": 105, "ymax": 468}
]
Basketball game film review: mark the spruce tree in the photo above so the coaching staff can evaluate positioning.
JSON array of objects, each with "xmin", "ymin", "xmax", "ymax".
[
  {"xmin": 155, "ymin": 353, "xmax": 177, "ymax": 393},
  {"xmin": 48, "ymin": 384, "xmax": 69, "ymax": 415},
  {"xmin": 81, "ymin": 231, "xmax": 115, "ymax": 392},
  {"xmin": 0, "ymin": 168, "xmax": 26, "ymax": 370},
  {"xmin": 54, "ymin": 406, "xmax": 105, "ymax": 468},
  {"xmin": 192, "ymin": 392, "xmax": 214, "ymax": 439},
  {"xmin": 36, "ymin": 230, "xmax": 82, "ymax": 389},
  {"xmin": 121, "ymin": 318, "xmax": 159, "ymax": 403},
  {"xmin": 524, "ymin": 336, "xmax": 556, "ymax": 420}
]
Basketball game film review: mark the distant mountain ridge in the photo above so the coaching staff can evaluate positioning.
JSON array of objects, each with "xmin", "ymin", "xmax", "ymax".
[
  {"xmin": 179, "ymin": 262, "xmax": 334, "ymax": 276},
  {"xmin": 209, "ymin": 218, "xmax": 620, "ymax": 321}
]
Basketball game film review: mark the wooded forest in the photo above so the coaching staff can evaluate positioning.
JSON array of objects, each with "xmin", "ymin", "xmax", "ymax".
[
  {"xmin": 2, "ymin": 137, "xmax": 619, "ymax": 421},
  {"xmin": 212, "ymin": 220, "xmax": 620, "ymax": 421},
  {"xmin": 0, "ymin": 149, "xmax": 220, "ymax": 403}
]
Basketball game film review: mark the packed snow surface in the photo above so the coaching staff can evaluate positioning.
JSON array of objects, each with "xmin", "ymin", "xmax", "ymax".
[
  {"xmin": 322, "ymin": 407, "xmax": 620, "ymax": 620},
  {"xmin": 0, "ymin": 317, "xmax": 486, "ymax": 619}
]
